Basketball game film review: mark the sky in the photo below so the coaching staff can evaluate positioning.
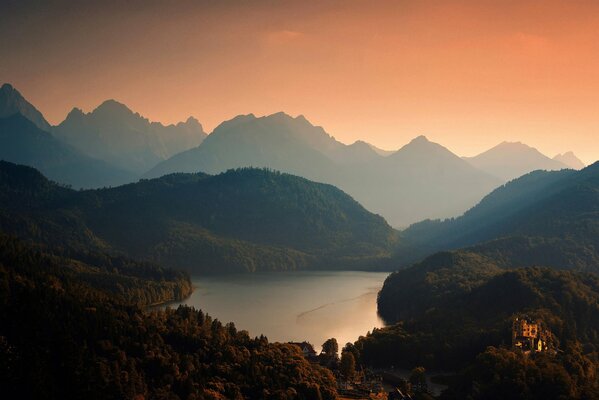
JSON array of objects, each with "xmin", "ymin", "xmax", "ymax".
[{"xmin": 1, "ymin": 0, "xmax": 598, "ymax": 164}]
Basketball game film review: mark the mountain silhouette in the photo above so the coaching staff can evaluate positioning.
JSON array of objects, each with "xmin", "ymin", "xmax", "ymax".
[
  {"xmin": 0, "ymin": 114, "xmax": 134, "ymax": 188},
  {"xmin": 0, "ymin": 83, "xmax": 51, "ymax": 131},
  {"xmin": 553, "ymin": 151, "xmax": 585, "ymax": 170},
  {"xmin": 54, "ymin": 99, "xmax": 207, "ymax": 173},
  {"xmin": 464, "ymin": 141, "xmax": 568, "ymax": 181},
  {"xmin": 146, "ymin": 113, "xmax": 501, "ymax": 226},
  {"xmin": 361, "ymin": 141, "xmax": 395, "ymax": 157}
]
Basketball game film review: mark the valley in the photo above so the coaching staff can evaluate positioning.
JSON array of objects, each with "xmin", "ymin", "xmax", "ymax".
[{"xmin": 0, "ymin": 80, "xmax": 597, "ymax": 399}]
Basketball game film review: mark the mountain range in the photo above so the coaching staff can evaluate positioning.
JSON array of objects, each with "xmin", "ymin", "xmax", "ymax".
[
  {"xmin": 0, "ymin": 161, "xmax": 397, "ymax": 273},
  {"xmin": 0, "ymin": 113, "xmax": 134, "ymax": 188},
  {"xmin": 0, "ymin": 82, "xmax": 589, "ymax": 227},
  {"xmin": 0, "ymin": 83, "xmax": 206, "ymax": 179},
  {"xmin": 145, "ymin": 113, "xmax": 504, "ymax": 226},
  {"xmin": 54, "ymin": 100, "xmax": 207, "ymax": 173}
]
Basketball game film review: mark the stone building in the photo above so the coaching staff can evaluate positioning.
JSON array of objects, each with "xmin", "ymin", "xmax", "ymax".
[{"xmin": 512, "ymin": 317, "xmax": 549, "ymax": 352}]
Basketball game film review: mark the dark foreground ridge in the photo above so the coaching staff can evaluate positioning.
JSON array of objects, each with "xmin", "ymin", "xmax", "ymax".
[
  {"xmin": 0, "ymin": 233, "xmax": 337, "ymax": 399},
  {"xmin": 350, "ymin": 162, "xmax": 599, "ymax": 398}
]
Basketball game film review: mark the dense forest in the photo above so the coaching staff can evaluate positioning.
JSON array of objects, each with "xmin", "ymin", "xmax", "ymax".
[
  {"xmin": 0, "ymin": 234, "xmax": 338, "ymax": 399},
  {"xmin": 355, "ymin": 250, "xmax": 599, "ymax": 398},
  {"xmin": 348, "ymin": 161, "xmax": 599, "ymax": 399},
  {"xmin": 0, "ymin": 161, "xmax": 398, "ymax": 274}
]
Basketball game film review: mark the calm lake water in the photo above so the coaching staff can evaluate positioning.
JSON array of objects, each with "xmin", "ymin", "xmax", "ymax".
[{"xmin": 169, "ymin": 271, "xmax": 389, "ymax": 350}]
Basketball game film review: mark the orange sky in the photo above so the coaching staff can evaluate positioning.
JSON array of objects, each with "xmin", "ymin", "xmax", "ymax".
[{"xmin": 1, "ymin": 0, "xmax": 598, "ymax": 163}]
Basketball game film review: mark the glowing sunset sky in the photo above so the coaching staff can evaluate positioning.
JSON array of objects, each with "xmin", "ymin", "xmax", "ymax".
[{"xmin": 1, "ymin": 0, "xmax": 598, "ymax": 163}]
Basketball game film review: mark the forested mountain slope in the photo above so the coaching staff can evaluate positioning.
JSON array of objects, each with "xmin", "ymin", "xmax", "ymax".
[
  {"xmin": 0, "ymin": 234, "xmax": 337, "ymax": 399},
  {"xmin": 397, "ymin": 162, "xmax": 599, "ymax": 265},
  {"xmin": 360, "ymin": 260, "xmax": 599, "ymax": 397},
  {"xmin": 0, "ymin": 161, "xmax": 397, "ymax": 273}
]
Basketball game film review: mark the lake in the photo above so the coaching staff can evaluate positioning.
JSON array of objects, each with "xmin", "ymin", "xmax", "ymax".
[{"xmin": 169, "ymin": 270, "xmax": 389, "ymax": 350}]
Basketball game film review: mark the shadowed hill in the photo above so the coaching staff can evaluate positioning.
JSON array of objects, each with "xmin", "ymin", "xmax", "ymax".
[
  {"xmin": 0, "ymin": 234, "xmax": 337, "ymax": 399},
  {"xmin": 0, "ymin": 114, "xmax": 135, "ymax": 188},
  {"xmin": 0, "ymin": 161, "xmax": 398, "ymax": 273},
  {"xmin": 397, "ymin": 162, "xmax": 599, "ymax": 265}
]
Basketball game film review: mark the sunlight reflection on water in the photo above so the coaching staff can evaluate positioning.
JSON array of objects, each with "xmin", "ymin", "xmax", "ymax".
[{"xmin": 170, "ymin": 270, "xmax": 389, "ymax": 350}]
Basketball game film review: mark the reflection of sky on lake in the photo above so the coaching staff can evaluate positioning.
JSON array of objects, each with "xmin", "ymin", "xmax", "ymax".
[{"xmin": 170, "ymin": 271, "xmax": 388, "ymax": 351}]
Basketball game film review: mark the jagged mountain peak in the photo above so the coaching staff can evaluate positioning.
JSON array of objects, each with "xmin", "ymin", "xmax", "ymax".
[
  {"xmin": 553, "ymin": 151, "xmax": 585, "ymax": 170},
  {"xmin": 65, "ymin": 107, "xmax": 85, "ymax": 119},
  {"xmin": 54, "ymin": 99, "xmax": 207, "ymax": 173},
  {"xmin": 0, "ymin": 83, "xmax": 51, "ymax": 131},
  {"xmin": 177, "ymin": 116, "xmax": 203, "ymax": 129}
]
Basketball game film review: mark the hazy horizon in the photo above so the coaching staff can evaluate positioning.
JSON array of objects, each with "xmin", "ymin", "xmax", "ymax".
[{"xmin": 1, "ymin": 0, "xmax": 598, "ymax": 164}]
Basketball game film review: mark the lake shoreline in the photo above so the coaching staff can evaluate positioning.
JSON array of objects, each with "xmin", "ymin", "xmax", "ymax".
[{"xmin": 171, "ymin": 270, "xmax": 389, "ymax": 350}]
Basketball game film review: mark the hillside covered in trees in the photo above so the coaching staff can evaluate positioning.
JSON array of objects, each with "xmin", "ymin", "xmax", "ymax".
[
  {"xmin": 357, "ymin": 221, "xmax": 599, "ymax": 398},
  {"xmin": 0, "ymin": 234, "xmax": 338, "ymax": 399},
  {"xmin": 354, "ymin": 257, "xmax": 599, "ymax": 398},
  {"xmin": 348, "ymin": 162, "xmax": 599, "ymax": 398},
  {"xmin": 396, "ymin": 162, "xmax": 599, "ymax": 268},
  {"xmin": 0, "ymin": 161, "xmax": 397, "ymax": 274}
]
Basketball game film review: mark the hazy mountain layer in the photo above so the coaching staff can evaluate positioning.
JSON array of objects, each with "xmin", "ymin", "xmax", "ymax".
[
  {"xmin": 0, "ymin": 161, "xmax": 397, "ymax": 273},
  {"xmin": 0, "ymin": 114, "xmax": 135, "ymax": 188},
  {"xmin": 397, "ymin": 162, "xmax": 599, "ymax": 265},
  {"xmin": 463, "ymin": 141, "xmax": 568, "ymax": 181},
  {"xmin": 146, "ymin": 113, "xmax": 502, "ymax": 227},
  {"xmin": 54, "ymin": 99, "xmax": 207, "ymax": 173},
  {"xmin": 0, "ymin": 83, "xmax": 51, "ymax": 131},
  {"xmin": 554, "ymin": 151, "xmax": 586, "ymax": 169}
]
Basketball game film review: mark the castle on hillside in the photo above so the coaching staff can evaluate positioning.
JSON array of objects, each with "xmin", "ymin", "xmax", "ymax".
[{"xmin": 512, "ymin": 317, "xmax": 550, "ymax": 353}]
